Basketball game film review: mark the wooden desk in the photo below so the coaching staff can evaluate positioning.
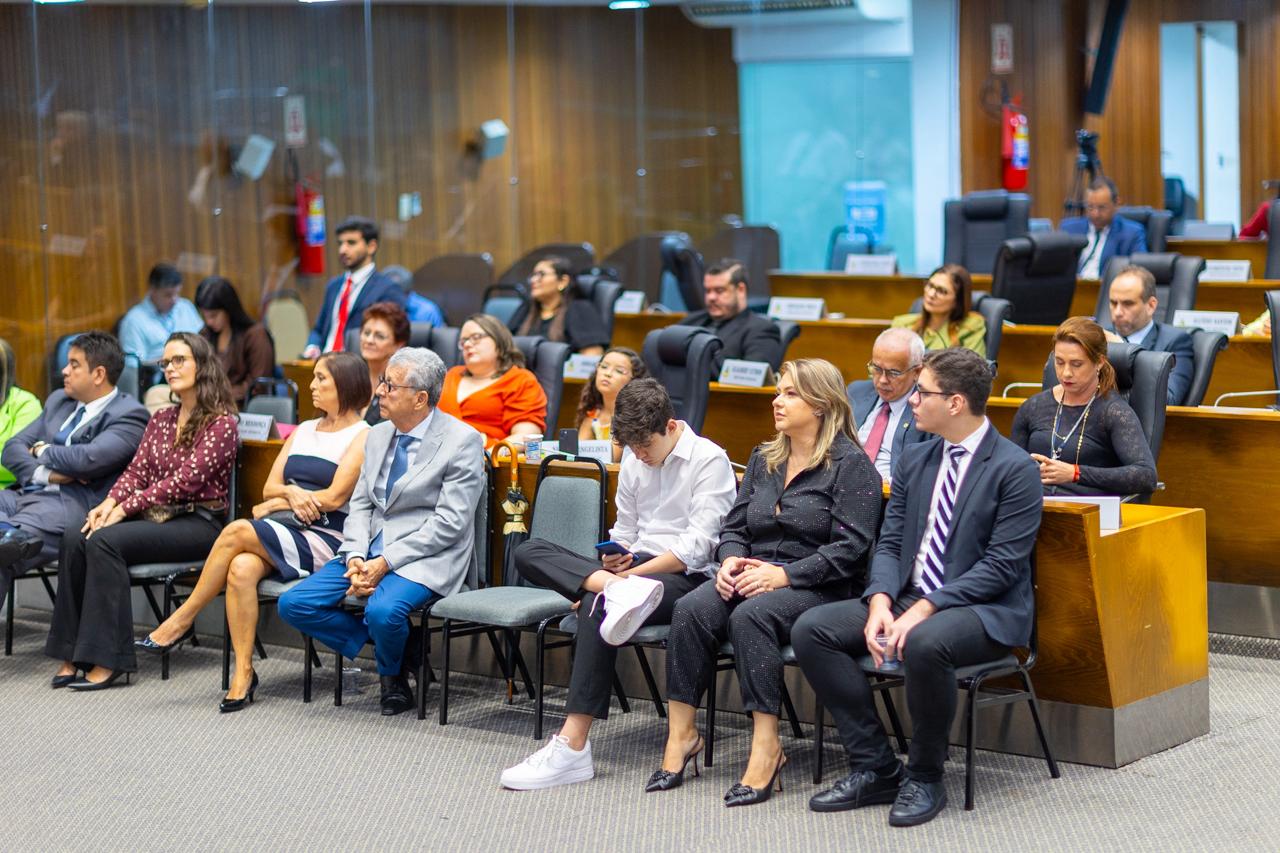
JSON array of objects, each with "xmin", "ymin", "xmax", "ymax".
[
  {"xmin": 282, "ymin": 360, "xmax": 317, "ymax": 422},
  {"xmin": 235, "ymin": 439, "xmax": 285, "ymax": 520},
  {"xmin": 1167, "ymin": 237, "xmax": 1269, "ymax": 274}
]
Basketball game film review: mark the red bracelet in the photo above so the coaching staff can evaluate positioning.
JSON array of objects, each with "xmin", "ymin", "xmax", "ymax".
[{"xmin": 1072, "ymin": 464, "xmax": 1081, "ymax": 483}]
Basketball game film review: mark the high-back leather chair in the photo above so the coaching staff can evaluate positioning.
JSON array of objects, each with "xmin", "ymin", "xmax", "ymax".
[
  {"xmin": 573, "ymin": 275, "xmax": 623, "ymax": 342},
  {"xmin": 414, "ymin": 253, "xmax": 494, "ymax": 325},
  {"xmin": 480, "ymin": 284, "xmax": 529, "ymax": 327},
  {"xmin": 991, "ymin": 232, "xmax": 1087, "ymax": 325},
  {"xmin": 977, "ymin": 297, "xmax": 1013, "ymax": 365},
  {"xmin": 421, "ymin": 325, "xmax": 461, "ymax": 368},
  {"xmin": 774, "ymin": 319, "xmax": 801, "ymax": 360},
  {"xmin": 1096, "ymin": 253, "xmax": 1204, "ymax": 325},
  {"xmin": 1266, "ymin": 201, "xmax": 1280, "ymax": 280},
  {"xmin": 697, "ymin": 225, "xmax": 780, "ymax": 309},
  {"xmin": 659, "ymin": 234, "xmax": 706, "ymax": 313},
  {"xmin": 497, "ymin": 243, "xmax": 595, "ymax": 286},
  {"xmin": 943, "ymin": 189, "xmax": 1031, "ymax": 275},
  {"xmin": 513, "ymin": 335, "xmax": 571, "ymax": 437},
  {"xmin": 602, "ymin": 232, "xmax": 686, "ymax": 304},
  {"xmin": 1164, "ymin": 176, "xmax": 1197, "ymax": 235},
  {"xmin": 641, "ymin": 326, "xmax": 722, "ymax": 432},
  {"xmin": 1182, "ymin": 330, "xmax": 1228, "ymax": 407},
  {"xmin": 1115, "ymin": 206, "xmax": 1173, "ymax": 253}
]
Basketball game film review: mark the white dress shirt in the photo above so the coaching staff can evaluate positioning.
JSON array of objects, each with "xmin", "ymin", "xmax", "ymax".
[
  {"xmin": 611, "ymin": 422, "xmax": 737, "ymax": 577},
  {"xmin": 911, "ymin": 418, "xmax": 990, "ymax": 589},
  {"xmin": 374, "ymin": 409, "xmax": 433, "ymax": 503},
  {"xmin": 856, "ymin": 393, "xmax": 911, "ymax": 482},
  {"xmin": 32, "ymin": 388, "xmax": 120, "ymax": 487},
  {"xmin": 323, "ymin": 262, "xmax": 376, "ymax": 352},
  {"xmin": 1078, "ymin": 225, "xmax": 1110, "ymax": 279}
]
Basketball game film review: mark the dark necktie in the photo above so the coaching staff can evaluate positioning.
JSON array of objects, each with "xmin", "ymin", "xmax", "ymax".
[
  {"xmin": 368, "ymin": 434, "xmax": 413, "ymax": 559},
  {"xmin": 920, "ymin": 445, "xmax": 968, "ymax": 594},
  {"xmin": 55, "ymin": 406, "xmax": 86, "ymax": 445}
]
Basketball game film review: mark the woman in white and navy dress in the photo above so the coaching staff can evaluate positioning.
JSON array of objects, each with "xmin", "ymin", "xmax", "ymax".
[{"xmin": 139, "ymin": 352, "xmax": 372, "ymax": 711}]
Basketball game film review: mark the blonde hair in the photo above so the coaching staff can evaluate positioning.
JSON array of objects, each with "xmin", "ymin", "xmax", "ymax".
[{"xmin": 759, "ymin": 358, "xmax": 859, "ymax": 474}]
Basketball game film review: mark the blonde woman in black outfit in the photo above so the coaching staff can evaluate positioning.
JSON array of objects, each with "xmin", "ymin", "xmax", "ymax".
[{"xmin": 649, "ymin": 358, "xmax": 883, "ymax": 806}]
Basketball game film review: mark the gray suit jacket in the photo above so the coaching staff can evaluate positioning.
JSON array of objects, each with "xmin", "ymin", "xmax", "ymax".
[
  {"xmin": 863, "ymin": 427, "xmax": 1043, "ymax": 647},
  {"xmin": 1, "ymin": 389, "xmax": 150, "ymax": 533},
  {"xmin": 340, "ymin": 410, "xmax": 485, "ymax": 595},
  {"xmin": 847, "ymin": 380, "xmax": 928, "ymax": 479}
]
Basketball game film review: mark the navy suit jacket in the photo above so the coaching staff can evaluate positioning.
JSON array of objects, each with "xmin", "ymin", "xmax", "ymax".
[
  {"xmin": 1060, "ymin": 214, "xmax": 1147, "ymax": 271},
  {"xmin": 306, "ymin": 269, "xmax": 406, "ymax": 351},
  {"xmin": 863, "ymin": 427, "xmax": 1043, "ymax": 648},
  {"xmin": 1134, "ymin": 321, "xmax": 1195, "ymax": 406},
  {"xmin": 1, "ymin": 389, "xmax": 150, "ymax": 534},
  {"xmin": 846, "ymin": 380, "xmax": 928, "ymax": 479}
]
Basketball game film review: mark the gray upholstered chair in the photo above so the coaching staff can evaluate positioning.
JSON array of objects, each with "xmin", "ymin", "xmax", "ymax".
[
  {"xmin": 991, "ymin": 232, "xmax": 1088, "ymax": 326},
  {"xmin": 574, "ymin": 275, "xmax": 623, "ymax": 342},
  {"xmin": 1116, "ymin": 206, "xmax": 1173, "ymax": 253},
  {"xmin": 659, "ymin": 233, "xmax": 705, "ymax": 313},
  {"xmin": 1182, "ymin": 330, "xmax": 1229, "ymax": 407},
  {"xmin": 513, "ymin": 336, "xmax": 570, "ymax": 437},
  {"xmin": 943, "ymin": 189, "xmax": 1032, "ymax": 275},
  {"xmin": 641, "ymin": 326, "xmax": 722, "ymax": 432},
  {"xmin": 1095, "ymin": 253, "xmax": 1204, "ymax": 325},
  {"xmin": 480, "ymin": 284, "xmax": 528, "ymax": 327}
]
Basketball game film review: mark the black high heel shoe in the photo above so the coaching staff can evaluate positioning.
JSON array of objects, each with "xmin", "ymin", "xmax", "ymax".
[
  {"xmin": 219, "ymin": 670, "xmax": 259, "ymax": 714},
  {"xmin": 135, "ymin": 625, "xmax": 195, "ymax": 655},
  {"xmin": 724, "ymin": 754, "xmax": 787, "ymax": 807},
  {"xmin": 67, "ymin": 670, "xmax": 131, "ymax": 691},
  {"xmin": 51, "ymin": 670, "xmax": 80, "ymax": 689},
  {"xmin": 645, "ymin": 736, "xmax": 704, "ymax": 792}
]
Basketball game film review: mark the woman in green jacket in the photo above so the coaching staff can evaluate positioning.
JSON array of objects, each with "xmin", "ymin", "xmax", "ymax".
[
  {"xmin": 0, "ymin": 338, "xmax": 42, "ymax": 488},
  {"xmin": 891, "ymin": 263, "xmax": 987, "ymax": 356}
]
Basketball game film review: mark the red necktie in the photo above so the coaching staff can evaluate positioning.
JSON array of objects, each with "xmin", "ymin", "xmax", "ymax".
[
  {"xmin": 330, "ymin": 274, "xmax": 355, "ymax": 351},
  {"xmin": 863, "ymin": 402, "xmax": 892, "ymax": 462}
]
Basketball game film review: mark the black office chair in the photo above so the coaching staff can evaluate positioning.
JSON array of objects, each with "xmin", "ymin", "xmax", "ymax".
[
  {"xmin": 641, "ymin": 326, "xmax": 722, "ymax": 432},
  {"xmin": 774, "ymin": 319, "xmax": 801, "ymax": 359},
  {"xmin": 991, "ymin": 232, "xmax": 1088, "ymax": 325},
  {"xmin": 1181, "ymin": 330, "xmax": 1229, "ymax": 408},
  {"xmin": 602, "ymin": 232, "xmax": 686, "ymax": 305},
  {"xmin": 1095, "ymin": 253, "xmax": 1204, "ymax": 325},
  {"xmin": 1116, "ymin": 206, "xmax": 1173, "ymax": 253},
  {"xmin": 978, "ymin": 297, "xmax": 1013, "ymax": 364},
  {"xmin": 698, "ymin": 225, "xmax": 780, "ymax": 310},
  {"xmin": 497, "ymin": 243, "xmax": 595, "ymax": 286},
  {"xmin": 1214, "ymin": 290, "xmax": 1280, "ymax": 408},
  {"xmin": 943, "ymin": 189, "xmax": 1031, "ymax": 275},
  {"xmin": 1164, "ymin": 176, "xmax": 1198, "ymax": 235},
  {"xmin": 659, "ymin": 234, "xmax": 706, "ymax": 313},
  {"xmin": 1266, "ymin": 201, "xmax": 1280, "ymax": 280},
  {"xmin": 481, "ymin": 283, "xmax": 529, "ymax": 327},
  {"xmin": 414, "ymin": 253, "xmax": 494, "ymax": 325},
  {"xmin": 827, "ymin": 226, "xmax": 871, "ymax": 271},
  {"xmin": 574, "ymin": 275, "xmax": 623, "ymax": 342},
  {"xmin": 513, "ymin": 335, "xmax": 571, "ymax": 437}
]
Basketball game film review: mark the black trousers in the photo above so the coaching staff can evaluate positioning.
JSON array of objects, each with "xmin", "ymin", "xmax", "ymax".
[
  {"xmin": 513, "ymin": 538, "xmax": 704, "ymax": 720},
  {"xmin": 791, "ymin": 596, "xmax": 1007, "ymax": 783},
  {"xmin": 665, "ymin": 579, "xmax": 844, "ymax": 716},
  {"xmin": 44, "ymin": 514, "xmax": 222, "ymax": 673}
]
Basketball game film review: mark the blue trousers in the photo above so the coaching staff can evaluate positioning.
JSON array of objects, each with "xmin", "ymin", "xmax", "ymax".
[{"xmin": 278, "ymin": 557, "xmax": 434, "ymax": 676}]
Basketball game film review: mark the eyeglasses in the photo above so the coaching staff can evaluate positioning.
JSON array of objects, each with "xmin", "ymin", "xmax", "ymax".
[
  {"xmin": 923, "ymin": 282, "xmax": 953, "ymax": 297},
  {"xmin": 376, "ymin": 376, "xmax": 426, "ymax": 394},
  {"xmin": 458, "ymin": 332, "xmax": 490, "ymax": 349},
  {"xmin": 158, "ymin": 355, "xmax": 189, "ymax": 371},
  {"xmin": 912, "ymin": 386, "xmax": 952, "ymax": 399},
  {"xmin": 866, "ymin": 362, "xmax": 917, "ymax": 380},
  {"xmin": 597, "ymin": 364, "xmax": 631, "ymax": 378},
  {"xmin": 529, "ymin": 270, "xmax": 554, "ymax": 280}
]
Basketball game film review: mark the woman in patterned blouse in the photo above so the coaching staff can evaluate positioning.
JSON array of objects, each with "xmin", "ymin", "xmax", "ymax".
[{"xmin": 45, "ymin": 332, "xmax": 239, "ymax": 690}]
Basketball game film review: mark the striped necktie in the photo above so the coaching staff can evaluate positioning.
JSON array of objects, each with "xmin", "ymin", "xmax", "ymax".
[{"xmin": 920, "ymin": 445, "xmax": 968, "ymax": 594}]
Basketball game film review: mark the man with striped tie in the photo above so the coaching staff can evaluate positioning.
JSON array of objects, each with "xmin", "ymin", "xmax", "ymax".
[{"xmin": 793, "ymin": 347, "xmax": 1042, "ymax": 827}]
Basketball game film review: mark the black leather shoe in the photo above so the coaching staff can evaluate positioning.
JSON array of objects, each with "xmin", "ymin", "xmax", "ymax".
[
  {"xmin": 888, "ymin": 778, "xmax": 948, "ymax": 827},
  {"xmin": 0, "ymin": 528, "xmax": 43, "ymax": 568},
  {"xmin": 723, "ymin": 754, "xmax": 787, "ymax": 808},
  {"xmin": 809, "ymin": 763, "xmax": 905, "ymax": 812},
  {"xmin": 220, "ymin": 670, "xmax": 259, "ymax": 713},
  {"xmin": 644, "ymin": 737, "xmax": 704, "ymax": 792},
  {"xmin": 135, "ymin": 625, "xmax": 195, "ymax": 655},
  {"xmin": 67, "ymin": 670, "xmax": 132, "ymax": 691},
  {"xmin": 51, "ymin": 671, "xmax": 80, "ymax": 689},
  {"xmin": 380, "ymin": 675, "xmax": 414, "ymax": 716}
]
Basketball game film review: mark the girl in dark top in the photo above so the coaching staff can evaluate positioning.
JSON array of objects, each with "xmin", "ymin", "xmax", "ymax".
[
  {"xmin": 196, "ymin": 276, "xmax": 276, "ymax": 404},
  {"xmin": 1011, "ymin": 316, "xmax": 1157, "ymax": 496},
  {"xmin": 511, "ymin": 256, "xmax": 608, "ymax": 355},
  {"xmin": 46, "ymin": 332, "xmax": 239, "ymax": 690},
  {"xmin": 650, "ymin": 358, "xmax": 883, "ymax": 806}
]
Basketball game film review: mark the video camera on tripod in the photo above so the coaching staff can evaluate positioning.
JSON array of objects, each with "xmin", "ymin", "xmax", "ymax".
[{"xmin": 1065, "ymin": 129, "xmax": 1104, "ymax": 216}]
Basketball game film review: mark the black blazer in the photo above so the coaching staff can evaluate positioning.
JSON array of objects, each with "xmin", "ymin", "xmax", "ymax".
[
  {"xmin": 716, "ymin": 434, "xmax": 883, "ymax": 596},
  {"xmin": 1, "ymin": 389, "xmax": 150, "ymax": 532},
  {"xmin": 864, "ymin": 427, "xmax": 1043, "ymax": 647},
  {"xmin": 509, "ymin": 299, "xmax": 609, "ymax": 353},
  {"xmin": 679, "ymin": 309, "xmax": 783, "ymax": 377}
]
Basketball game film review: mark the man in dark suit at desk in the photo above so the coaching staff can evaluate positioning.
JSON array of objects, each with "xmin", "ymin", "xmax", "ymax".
[
  {"xmin": 0, "ymin": 332, "xmax": 149, "ymax": 585},
  {"xmin": 302, "ymin": 216, "xmax": 406, "ymax": 358},
  {"xmin": 1061, "ymin": 177, "xmax": 1147, "ymax": 279},
  {"xmin": 793, "ymin": 348, "xmax": 1042, "ymax": 827},
  {"xmin": 847, "ymin": 327, "xmax": 930, "ymax": 482},
  {"xmin": 1106, "ymin": 264, "xmax": 1195, "ymax": 405},
  {"xmin": 677, "ymin": 259, "xmax": 782, "ymax": 379}
]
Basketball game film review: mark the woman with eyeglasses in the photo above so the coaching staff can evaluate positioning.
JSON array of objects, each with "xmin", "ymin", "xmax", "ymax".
[
  {"xmin": 137, "ymin": 352, "xmax": 371, "ymax": 711},
  {"xmin": 45, "ymin": 332, "xmax": 239, "ymax": 691},
  {"xmin": 437, "ymin": 313, "xmax": 547, "ymax": 449},
  {"xmin": 510, "ymin": 256, "xmax": 608, "ymax": 356},
  {"xmin": 891, "ymin": 263, "xmax": 986, "ymax": 356},
  {"xmin": 575, "ymin": 347, "xmax": 647, "ymax": 462},
  {"xmin": 358, "ymin": 301, "xmax": 411, "ymax": 425}
]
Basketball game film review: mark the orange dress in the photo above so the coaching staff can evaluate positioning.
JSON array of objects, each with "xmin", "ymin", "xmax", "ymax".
[{"xmin": 438, "ymin": 366, "xmax": 548, "ymax": 449}]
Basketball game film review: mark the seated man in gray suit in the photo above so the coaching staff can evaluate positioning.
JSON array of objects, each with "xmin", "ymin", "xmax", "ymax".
[
  {"xmin": 793, "ymin": 348, "xmax": 1042, "ymax": 827},
  {"xmin": 0, "ymin": 332, "xmax": 148, "ymax": 583},
  {"xmin": 847, "ymin": 328, "xmax": 930, "ymax": 482},
  {"xmin": 278, "ymin": 347, "xmax": 485, "ymax": 716},
  {"xmin": 1105, "ymin": 264, "xmax": 1195, "ymax": 405}
]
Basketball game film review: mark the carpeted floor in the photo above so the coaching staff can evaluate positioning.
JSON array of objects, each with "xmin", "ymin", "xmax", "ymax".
[{"xmin": 2, "ymin": 611, "xmax": 1276, "ymax": 852}]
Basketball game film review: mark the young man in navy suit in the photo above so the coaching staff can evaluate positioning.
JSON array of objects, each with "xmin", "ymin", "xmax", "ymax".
[
  {"xmin": 1106, "ymin": 264, "xmax": 1195, "ymax": 405},
  {"xmin": 1060, "ymin": 177, "xmax": 1147, "ymax": 279},
  {"xmin": 847, "ymin": 327, "xmax": 930, "ymax": 482},
  {"xmin": 302, "ymin": 216, "xmax": 406, "ymax": 358},
  {"xmin": 793, "ymin": 347, "xmax": 1043, "ymax": 827}
]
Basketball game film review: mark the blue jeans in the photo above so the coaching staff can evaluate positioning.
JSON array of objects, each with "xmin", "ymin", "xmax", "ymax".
[{"xmin": 278, "ymin": 557, "xmax": 434, "ymax": 676}]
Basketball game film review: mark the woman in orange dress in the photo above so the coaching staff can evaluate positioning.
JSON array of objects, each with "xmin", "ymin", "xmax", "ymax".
[{"xmin": 437, "ymin": 313, "xmax": 547, "ymax": 449}]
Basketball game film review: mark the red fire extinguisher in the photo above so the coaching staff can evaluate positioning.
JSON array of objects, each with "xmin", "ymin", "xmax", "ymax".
[
  {"xmin": 295, "ymin": 180, "xmax": 326, "ymax": 276},
  {"xmin": 1001, "ymin": 97, "xmax": 1029, "ymax": 191}
]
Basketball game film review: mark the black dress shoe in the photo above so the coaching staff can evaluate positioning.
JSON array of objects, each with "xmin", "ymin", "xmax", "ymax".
[
  {"xmin": 220, "ymin": 670, "xmax": 259, "ymax": 713},
  {"xmin": 888, "ymin": 778, "xmax": 948, "ymax": 827},
  {"xmin": 135, "ymin": 625, "xmax": 195, "ymax": 655},
  {"xmin": 67, "ymin": 670, "xmax": 132, "ymax": 691},
  {"xmin": 723, "ymin": 754, "xmax": 787, "ymax": 808},
  {"xmin": 51, "ymin": 671, "xmax": 80, "ymax": 689},
  {"xmin": 0, "ymin": 528, "xmax": 43, "ymax": 568},
  {"xmin": 380, "ymin": 675, "xmax": 414, "ymax": 716},
  {"xmin": 809, "ymin": 764, "xmax": 905, "ymax": 812},
  {"xmin": 644, "ymin": 737, "xmax": 704, "ymax": 792}
]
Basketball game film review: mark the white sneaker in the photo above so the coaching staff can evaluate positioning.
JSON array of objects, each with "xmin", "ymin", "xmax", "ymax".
[
  {"xmin": 500, "ymin": 735, "xmax": 594, "ymax": 790},
  {"xmin": 598, "ymin": 575, "xmax": 664, "ymax": 646}
]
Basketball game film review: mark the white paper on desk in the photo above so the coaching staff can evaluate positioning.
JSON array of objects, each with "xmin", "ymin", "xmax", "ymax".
[
  {"xmin": 844, "ymin": 254, "xmax": 897, "ymax": 276},
  {"xmin": 1044, "ymin": 495, "xmax": 1121, "ymax": 530},
  {"xmin": 1199, "ymin": 259, "xmax": 1251, "ymax": 282},
  {"xmin": 563, "ymin": 353, "xmax": 601, "ymax": 379},
  {"xmin": 718, "ymin": 359, "xmax": 775, "ymax": 387},
  {"xmin": 576, "ymin": 440, "xmax": 613, "ymax": 464},
  {"xmin": 1172, "ymin": 309, "xmax": 1239, "ymax": 336},
  {"xmin": 615, "ymin": 290, "xmax": 645, "ymax": 314},
  {"xmin": 767, "ymin": 296, "xmax": 825, "ymax": 321},
  {"xmin": 237, "ymin": 412, "xmax": 277, "ymax": 442}
]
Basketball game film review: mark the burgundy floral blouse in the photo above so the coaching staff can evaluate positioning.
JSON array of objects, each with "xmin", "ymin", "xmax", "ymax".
[{"xmin": 108, "ymin": 407, "xmax": 239, "ymax": 516}]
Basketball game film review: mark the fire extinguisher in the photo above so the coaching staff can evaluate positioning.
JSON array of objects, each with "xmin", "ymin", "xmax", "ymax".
[
  {"xmin": 295, "ymin": 179, "xmax": 326, "ymax": 276},
  {"xmin": 1001, "ymin": 97, "xmax": 1029, "ymax": 191}
]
